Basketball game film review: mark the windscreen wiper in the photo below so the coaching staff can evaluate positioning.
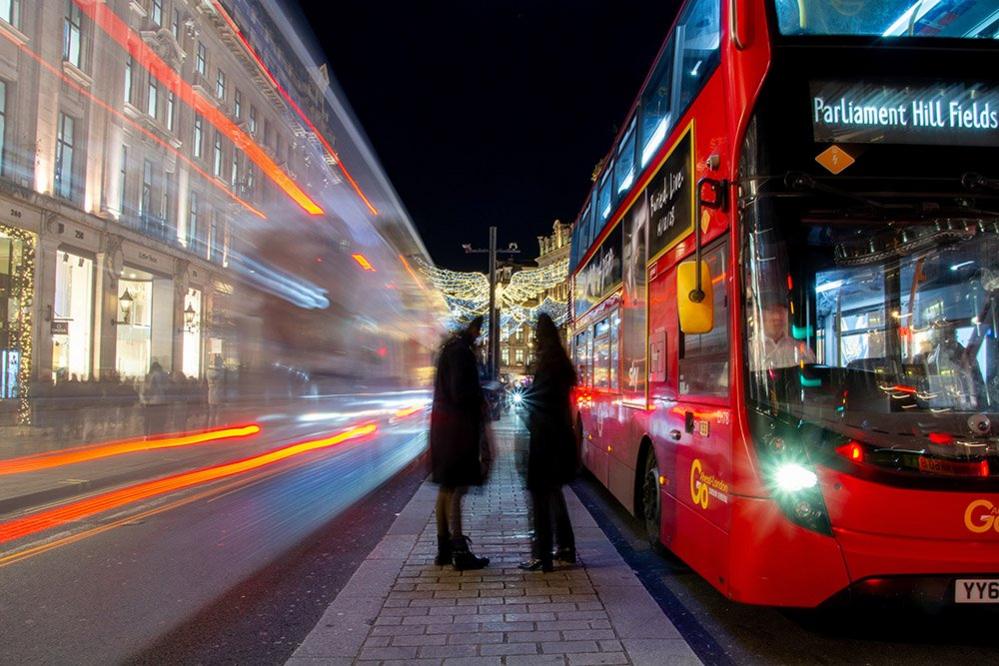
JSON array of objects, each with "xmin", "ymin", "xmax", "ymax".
[
  {"xmin": 784, "ymin": 171, "xmax": 895, "ymax": 211},
  {"xmin": 962, "ymin": 172, "xmax": 999, "ymax": 193}
]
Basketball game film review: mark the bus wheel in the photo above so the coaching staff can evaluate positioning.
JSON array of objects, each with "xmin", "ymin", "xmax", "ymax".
[{"xmin": 641, "ymin": 449, "xmax": 666, "ymax": 554}]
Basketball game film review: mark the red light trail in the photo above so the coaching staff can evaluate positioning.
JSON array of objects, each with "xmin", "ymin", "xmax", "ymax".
[
  {"xmin": 0, "ymin": 423, "xmax": 378, "ymax": 547},
  {"xmin": 0, "ymin": 424, "xmax": 261, "ymax": 476},
  {"xmin": 73, "ymin": 0, "xmax": 324, "ymax": 216}
]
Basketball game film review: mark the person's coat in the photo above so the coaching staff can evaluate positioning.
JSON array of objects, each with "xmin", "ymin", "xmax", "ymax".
[
  {"xmin": 525, "ymin": 347, "xmax": 578, "ymax": 491},
  {"xmin": 429, "ymin": 334, "xmax": 486, "ymax": 487}
]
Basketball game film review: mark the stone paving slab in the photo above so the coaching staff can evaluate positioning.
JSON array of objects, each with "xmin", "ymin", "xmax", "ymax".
[{"xmin": 289, "ymin": 416, "xmax": 700, "ymax": 666}]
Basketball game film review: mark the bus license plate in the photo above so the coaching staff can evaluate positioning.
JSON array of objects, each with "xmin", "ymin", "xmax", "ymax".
[{"xmin": 955, "ymin": 579, "xmax": 999, "ymax": 603}]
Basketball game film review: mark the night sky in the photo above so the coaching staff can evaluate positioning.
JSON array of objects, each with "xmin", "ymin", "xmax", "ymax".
[{"xmin": 296, "ymin": 1, "xmax": 682, "ymax": 271}]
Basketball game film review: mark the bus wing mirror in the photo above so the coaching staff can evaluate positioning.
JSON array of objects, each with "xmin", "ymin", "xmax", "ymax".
[{"xmin": 677, "ymin": 260, "xmax": 713, "ymax": 334}]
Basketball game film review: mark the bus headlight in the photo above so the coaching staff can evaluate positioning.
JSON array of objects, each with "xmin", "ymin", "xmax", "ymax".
[
  {"xmin": 774, "ymin": 462, "xmax": 818, "ymax": 493},
  {"xmin": 768, "ymin": 461, "xmax": 831, "ymax": 536},
  {"xmin": 512, "ymin": 392, "xmax": 523, "ymax": 405}
]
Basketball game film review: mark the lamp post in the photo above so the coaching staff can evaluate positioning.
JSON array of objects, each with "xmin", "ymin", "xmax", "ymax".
[
  {"xmin": 462, "ymin": 226, "xmax": 519, "ymax": 379},
  {"xmin": 118, "ymin": 288, "xmax": 134, "ymax": 325}
]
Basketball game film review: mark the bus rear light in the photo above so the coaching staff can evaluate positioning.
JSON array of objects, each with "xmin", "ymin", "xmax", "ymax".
[
  {"xmin": 928, "ymin": 432, "xmax": 954, "ymax": 445},
  {"xmin": 836, "ymin": 441, "xmax": 864, "ymax": 463}
]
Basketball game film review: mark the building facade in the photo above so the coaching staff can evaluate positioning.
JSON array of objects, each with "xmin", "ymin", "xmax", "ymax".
[
  {"xmin": 0, "ymin": 0, "xmax": 340, "ymax": 423},
  {"xmin": 496, "ymin": 220, "xmax": 571, "ymax": 378},
  {"xmin": 536, "ymin": 218, "xmax": 571, "ymax": 312}
]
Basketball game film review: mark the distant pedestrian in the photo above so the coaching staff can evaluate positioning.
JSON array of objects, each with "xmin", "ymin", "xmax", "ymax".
[
  {"xmin": 140, "ymin": 361, "xmax": 169, "ymax": 438},
  {"xmin": 206, "ymin": 354, "xmax": 225, "ymax": 426},
  {"xmin": 429, "ymin": 315, "xmax": 491, "ymax": 571},
  {"xmin": 520, "ymin": 313, "xmax": 578, "ymax": 572}
]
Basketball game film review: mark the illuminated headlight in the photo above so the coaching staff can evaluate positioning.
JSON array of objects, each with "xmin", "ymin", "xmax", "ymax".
[
  {"xmin": 512, "ymin": 392, "xmax": 523, "ymax": 404},
  {"xmin": 774, "ymin": 463, "xmax": 818, "ymax": 493}
]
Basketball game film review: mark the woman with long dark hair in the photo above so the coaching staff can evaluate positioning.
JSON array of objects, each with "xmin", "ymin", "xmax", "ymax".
[{"xmin": 520, "ymin": 313, "xmax": 578, "ymax": 572}]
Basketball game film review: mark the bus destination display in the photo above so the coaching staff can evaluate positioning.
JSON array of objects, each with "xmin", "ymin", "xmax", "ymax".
[{"xmin": 810, "ymin": 80, "xmax": 999, "ymax": 147}]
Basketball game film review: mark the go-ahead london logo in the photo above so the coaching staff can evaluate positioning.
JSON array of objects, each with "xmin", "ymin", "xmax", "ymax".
[{"xmin": 964, "ymin": 499, "xmax": 999, "ymax": 533}]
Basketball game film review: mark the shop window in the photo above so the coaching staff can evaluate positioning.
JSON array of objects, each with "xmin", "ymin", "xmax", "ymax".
[
  {"xmin": 54, "ymin": 113, "xmax": 76, "ymax": 200},
  {"xmin": 182, "ymin": 288, "xmax": 202, "ymax": 378},
  {"xmin": 678, "ymin": 241, "xmax": 729, "ymax": 396},
  {"xmin": 116, "ymin": 273, "xmax": 153, "ymax": 379},
  {"xmin": 53, "ymin": 251, "xmax": 94, "ymax": 381},
  {"xmin": 0, "ymin": 231, "xmax": 30, "ymax": 400}
]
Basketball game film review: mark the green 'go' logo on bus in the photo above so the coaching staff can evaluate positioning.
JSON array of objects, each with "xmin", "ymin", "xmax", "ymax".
[{"xmin": 965, "ymin": 499, "xmax": 999, "ymax": 534}]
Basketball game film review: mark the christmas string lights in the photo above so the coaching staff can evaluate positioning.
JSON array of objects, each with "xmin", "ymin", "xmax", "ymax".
[
  {"xmin": 0, "ymin": 223, "xmax": 35, "ymax": 425},
  {"xmin": 415, "ymin": 258, "xmax": 569, "ymax": 332}
]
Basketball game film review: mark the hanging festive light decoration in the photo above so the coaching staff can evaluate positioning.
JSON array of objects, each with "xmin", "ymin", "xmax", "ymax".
[{"xmin": 415, "ymin": 257, "xmax": 569, "ymax": 332}]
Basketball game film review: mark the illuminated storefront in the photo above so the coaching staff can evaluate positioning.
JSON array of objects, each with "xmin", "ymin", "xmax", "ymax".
[
  {"xmin": 182, "ymin": 287, "xmax": 202, "ymax": 378},
  {"xmin": 116, "ymin": 267, "xmax": 174, "ymax": 379},
  {"xmin": 0, "ymin": 226, "xmax": 34, "ymax": 421},
  {"xmin": 52, "ymin": 250, "xmax": 94, "ymax": 381}
]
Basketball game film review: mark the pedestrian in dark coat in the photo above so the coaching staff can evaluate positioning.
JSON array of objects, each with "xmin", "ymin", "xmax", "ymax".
[
  {"xmin": 520, "ymin": 313, "xmax": 578, "ymax": 572},
  {"xmin": 429, "ymin": 315, "xmax": 490, "ymax": 571}
]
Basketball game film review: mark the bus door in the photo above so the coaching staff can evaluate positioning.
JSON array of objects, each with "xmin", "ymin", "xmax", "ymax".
[
  {"xmin": 647, "ymin": 256, "xmax": 681, "ymax": 543},
  {"xmin": 673, "ymin": 239, "xmax": 734, "ymax": 584}
]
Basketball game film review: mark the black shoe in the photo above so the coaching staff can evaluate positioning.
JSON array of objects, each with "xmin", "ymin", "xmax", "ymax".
[
  {"xmin": 435, "ymin": 535, "xmax": 452, "ymax": 566},
  {"xmin": 554, "ymin": 547, "xmax": 576, "ymax": 564},
  {"xmin": 451, "ymin": 536, "xmax": 489, "ymax": 571},
  {"xmin": 518, "ymin": 558, "xmax": 554, "ymax": 572}
]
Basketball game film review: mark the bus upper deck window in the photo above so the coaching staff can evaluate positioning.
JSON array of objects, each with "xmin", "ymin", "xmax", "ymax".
[{"xmin": 639, "ymin": 35, "xmax": 675, "ymax": 167}]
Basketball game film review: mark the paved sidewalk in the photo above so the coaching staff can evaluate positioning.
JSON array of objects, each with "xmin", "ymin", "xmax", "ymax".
[{"xmin": 288, "ymin": 415, "xmax": 699, "ymax": 666}]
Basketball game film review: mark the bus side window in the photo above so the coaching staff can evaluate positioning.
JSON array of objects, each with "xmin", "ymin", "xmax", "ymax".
[
  {"xmin": 676, "ymin": 0, "xmax": 722, "ymax": 112},
  {"xmin": 678, "ymin": 241, "xmax": 729, "ymax": 397}
]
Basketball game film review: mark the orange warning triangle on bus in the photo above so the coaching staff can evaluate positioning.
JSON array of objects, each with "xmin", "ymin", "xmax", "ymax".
[{"xmin": 815, "ymin": 145, "xmax": 856, "ymax": 175}]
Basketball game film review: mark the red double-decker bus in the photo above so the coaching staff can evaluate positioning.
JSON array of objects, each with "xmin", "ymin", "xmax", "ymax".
[{"xmin": 569, "ymin": 0, "xmax": 999, "ymax": 607}]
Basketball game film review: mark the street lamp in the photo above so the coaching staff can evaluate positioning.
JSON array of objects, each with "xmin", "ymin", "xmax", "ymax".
[
  {"xmin": 118, "ymin": 288, "xmax": 134, "ymax": 324},
  {"xmin": 462, "ymin": 227, "xmax": 520, "ymax": 380},
  {"xmin": 184, "ymin": 302, "xmax": 198, "ymax": 332}
]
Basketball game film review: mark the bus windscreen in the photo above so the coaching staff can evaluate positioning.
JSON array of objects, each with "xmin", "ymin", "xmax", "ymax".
[{"xmin": 774, "ymin": 0, "xmax": 999, "ymax": 39}]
